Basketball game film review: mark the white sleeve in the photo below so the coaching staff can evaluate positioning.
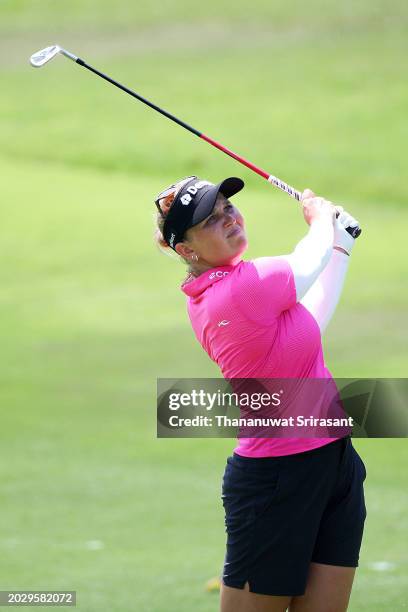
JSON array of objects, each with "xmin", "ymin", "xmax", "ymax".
[
  {"xmin": 300, "ymin": 249, "xmax": 350, "ymax": 334},
  {"xmin": 283, "ymin": 218, "xmax": 334, "ymax": 301}
]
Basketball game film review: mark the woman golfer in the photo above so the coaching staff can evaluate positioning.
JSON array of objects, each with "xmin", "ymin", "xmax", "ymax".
[{"xmin": 154, "ymin": 176, "xmax": 366, "ymax": 612}]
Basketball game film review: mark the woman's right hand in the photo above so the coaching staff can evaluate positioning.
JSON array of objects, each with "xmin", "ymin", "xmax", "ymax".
[{"xmin": 301, "ymin": 189, "xmax": 336, "ymax": 226}]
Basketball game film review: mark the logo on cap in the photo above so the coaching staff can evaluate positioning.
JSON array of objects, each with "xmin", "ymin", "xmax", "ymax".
[{"xmin": 180, "ymin": 180, "xmax": 212, "ymax": 206}]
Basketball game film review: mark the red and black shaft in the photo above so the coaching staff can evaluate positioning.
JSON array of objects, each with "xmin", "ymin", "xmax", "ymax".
[
  {"xmin": 76, "ymin": 58, "xmax": 295, "ymax": 191},
  {"xmin": 75, "ymin": 57, "xmax": 360, "ymax": 238}
]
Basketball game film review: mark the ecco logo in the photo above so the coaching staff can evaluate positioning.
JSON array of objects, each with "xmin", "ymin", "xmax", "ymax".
[
  {"xmin": 180, "ymin": 181, "xmax": 211, "ymax": 205},
  {"xmin": 209, "ymin": 271, "xmax": 229, "ymax": 279}
]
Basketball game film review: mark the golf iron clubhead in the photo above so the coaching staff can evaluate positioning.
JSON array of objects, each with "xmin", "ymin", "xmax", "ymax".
[{"xmin": 30, "ymin": 45, "xmax": 78, "ymax": 67}]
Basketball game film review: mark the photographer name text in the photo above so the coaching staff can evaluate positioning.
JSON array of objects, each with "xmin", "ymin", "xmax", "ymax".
[{"xmin": 167, "ymin": 415, "xmax": 354, "ymax": 428}]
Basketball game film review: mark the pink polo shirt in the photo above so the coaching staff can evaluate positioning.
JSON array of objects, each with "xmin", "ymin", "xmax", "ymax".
[{"xmin": 181, "ymin": 257, "xmax": 337, "ymax": 457}]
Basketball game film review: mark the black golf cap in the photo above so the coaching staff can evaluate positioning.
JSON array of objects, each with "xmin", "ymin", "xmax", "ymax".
[{"xmin": 162, "ymin": 176, "xmax": 245, "ymax": 250}]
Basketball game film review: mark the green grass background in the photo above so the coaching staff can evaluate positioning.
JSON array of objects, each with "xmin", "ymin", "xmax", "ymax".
[{"xmin": 1, "ymin": 1, "xmax": 407, "ymax": 610}]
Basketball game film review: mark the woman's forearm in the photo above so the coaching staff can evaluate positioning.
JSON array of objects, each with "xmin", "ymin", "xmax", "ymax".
[
  {"xmin": 300, "ymin": 248, "xmax": 350, "ymax": 333},
  {"xmin": 284, "ymin": 218, "xmax": 334, "ymax": 301}
]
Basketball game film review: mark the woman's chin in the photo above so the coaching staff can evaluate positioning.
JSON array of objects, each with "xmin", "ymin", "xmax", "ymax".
[
  {"xmin": 231, "ymin": 236, "xmax": 248, "ymax": 260},
  {"xmin": 235, "ymin": 233, "xmax": 248, "ymax": 251}
]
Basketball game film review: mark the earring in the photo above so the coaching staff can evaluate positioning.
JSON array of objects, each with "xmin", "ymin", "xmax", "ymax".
[{"xmin": 191, "ymin": 254, "xmax": 199, "ymax": 262}]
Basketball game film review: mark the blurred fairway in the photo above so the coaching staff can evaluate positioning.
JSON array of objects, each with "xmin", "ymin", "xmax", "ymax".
[{"xmin": 1, "ymin": 2, "xmax": 407, "ymax": 611}]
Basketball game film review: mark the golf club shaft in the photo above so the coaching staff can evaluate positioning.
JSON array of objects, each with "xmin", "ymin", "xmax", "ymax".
[
  {"xmin": 38, "ymin": 49, "xmax": 360, "ymax": 238},
  {"xmin": 75, "ymin": 57, "xmax": 301, "ymax": 201}
]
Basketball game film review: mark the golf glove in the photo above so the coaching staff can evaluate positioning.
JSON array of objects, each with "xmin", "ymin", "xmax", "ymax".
[{"xmin": 334, "ymin": 208, "xmax": 360, "ymax": 255}]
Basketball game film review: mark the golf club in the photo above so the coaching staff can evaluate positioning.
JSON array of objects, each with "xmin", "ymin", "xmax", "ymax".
[{"xmin": 29, "ymin": 45, "xmax": 361, "ymax": 238}]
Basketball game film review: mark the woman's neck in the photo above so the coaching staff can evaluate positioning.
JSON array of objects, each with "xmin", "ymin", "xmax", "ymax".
[{"xmin": 188, "ymin": 256, "xmax": 242, "ymax": 278}]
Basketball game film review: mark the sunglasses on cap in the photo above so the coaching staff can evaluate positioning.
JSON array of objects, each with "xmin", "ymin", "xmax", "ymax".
[{"xmin": 155, "ymin": 176, "xmax": 198, "ymax": 218}]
